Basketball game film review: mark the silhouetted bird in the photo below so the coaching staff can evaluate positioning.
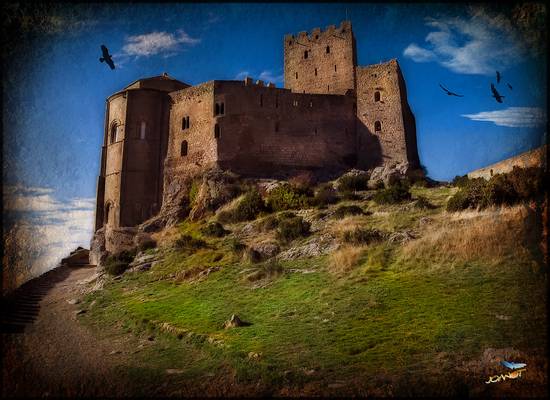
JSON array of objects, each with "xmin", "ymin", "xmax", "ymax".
[
  {"xmin": 491, "ymin": 83, "xmax": 505, "ymax": 103},
  {"xmin": 507, "ymin": 83, "xmax": 513, "ymax": 90},
  {"xmin": 496, "ymin": 71, "xmax": 501, "ymax": 84},
  {"xmin": 99, "ymin": 45, "xmax": 115, "ymax": 70},
  {"xmin": 439, "ymin": 83, "xmax": 464, "ymax": 97}
]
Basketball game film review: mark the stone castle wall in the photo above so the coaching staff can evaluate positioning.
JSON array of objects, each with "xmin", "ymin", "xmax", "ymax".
[
  {"xmin": 467, "ymin": 145, "xmax": 547, "ymax": 179},
  {"xmin": 284, "ymin": 21, "xmax": 356, "ymax": 95}
]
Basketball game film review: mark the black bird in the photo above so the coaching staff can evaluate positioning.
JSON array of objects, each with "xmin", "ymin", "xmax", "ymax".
[
  {"xmin": 439, "ymin": 83, "xmax": 464, "ymax": 97},
  {"xmin": 99, "ymin": 45, "xmax": 115, "ymax": 70},
  {"xmin": 491, "ymin": 83, "xmax": 505, "ymax": 103},
  {"xmin": 496, "ymin": 71, "xmax": 501, "ymax": 84},
  {"xmin": 507, "ymin": 83, "xmax": 513, "ymax": 90}
]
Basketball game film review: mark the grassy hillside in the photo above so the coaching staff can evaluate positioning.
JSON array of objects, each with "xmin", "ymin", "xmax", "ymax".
[{"xmin": 79, "ymin": 184, "xmax": 547, "ymax": 396}]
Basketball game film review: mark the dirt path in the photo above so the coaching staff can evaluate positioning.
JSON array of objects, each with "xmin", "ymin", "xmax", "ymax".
[{"xmin": 1, "ymin": 265, "xmax": 136, "ymax": 397}]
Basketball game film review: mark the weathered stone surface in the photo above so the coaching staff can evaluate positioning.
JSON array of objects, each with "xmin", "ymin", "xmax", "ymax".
[
  {"xmin": 335, "ymin": 169, "xmax": 370, "ymax": 190},
  {"xmin": 133, "ymin": 232, "xmax": 156, "ymax": 250},
  {"xmin": 223, "ymin": 314, "xmax": 250, "ymax": 329},
  {"xmin": 245, "ymin": 241, "xmax": 280, "ymax": 263},
  {"xmin": 89, "ymin": 228, "xmax": 107, "ymax": 267},
  {"xmin": 189, "ymin": 169, "xmax": 240, "ymax": 221},
  {"xmin": 277, "ymin": 234, "xmax": 338, "ymax": 260},
  {"xmin": 104, "ymin": 226, "xmax": 138, "ymax": 254}
]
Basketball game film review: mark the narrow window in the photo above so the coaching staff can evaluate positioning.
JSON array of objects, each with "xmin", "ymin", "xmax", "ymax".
[
  {"xmin": 309, "ymin": 100, "xmax": 313, "ymax": 108},
  {"xmin": 182, "ymin": 117, "xmax": 187, "ymax": 130},
  {"xmin": 260, "ymin": 94, "xmax": 263, "ymax": 107},
  {"xmin": 104, "ymin": 203, "xmax": 111, "ymax": 225},
  {"xmin": 304, "ymin": 50, "xmax": 308, "ymax": 59},
  {"xmin": 326, "ymin": 45, "xmax": 330, "ymax": 54},
  {"xmin": 110, "ymin": 123, "xmax": 117, "ymax": 144},
  {"xmin": 220, "ymin": 102, "xmax": 225, "ymax": 115},
  {"xmin": 295, "ymin": 72, "xmax": 298, "ymax": 79},
  {"xmin": 315, "ymin": 68, "xmax": 317, "ymax": 76},
  {"xmin": 327, "ymin": 85, "xmax": 330, "ymax": 92},
  {"xmin": 374, "ymin": 91, "xmax": 381, "ymax": 102},
  {"xmin": 288, "ymin": 40, "xmax": 292, "ymax": 46},
  {"xmin": 314, "ymin": 127, "xmax": 317, "ymax": 135},
  {"xmin": 140, "ymin": 121, "xmax": 146, "ymax": 139},
  {"xmin": 186, "ymin": 116, "xmax": 190, "ymax": 129},
  {"xmin": 181, "ymin": 140, "xmax": 188, "ymax": 156},
  {"xmin": 275, "ymin": 121, "xmax": 279, "ymax": 132},
  {"xmin": 293, "ymin": 100, "xmax": 298, "ymax": 107},
  {"xmin": 374, "ymin": 121, "xmax": 381, "ymax": 132},
  {"xmin": 215, "ymin": 103, "xmax": 220, "ymax": 116},
  {"xmin": 334, "ymin": 64, "xmax": 337, "ymax": 72},
  {"xmin": 275, "ymin": 95, "xmax": 278, "ymax": 108},
  {"xmin": 214, "ymin": 124, "xmax": 220, "ymax": 139}
]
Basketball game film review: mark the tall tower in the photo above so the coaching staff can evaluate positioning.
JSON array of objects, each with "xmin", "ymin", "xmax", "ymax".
[
  {"xmin": 284, "ymin": 21, "xmax": 357, "ymax": 95},
  {"xmin": 94, "ymin": 75, "xmax": 189, "ymax": 230}
]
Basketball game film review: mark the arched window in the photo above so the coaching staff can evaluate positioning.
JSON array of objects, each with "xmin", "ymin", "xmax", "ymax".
[
  {"xmin": 326, "ymin": 46, "xmax": 330, "ymax": 54},
  {"xmin": 140, "ymin": 121, "xmax": 147, "ymax": 139},
  {"xmin": 110, "ymin": 123, "xmax": 118, "ymax": 144},
  {"xmin": 374, "ymin": 121, "xmax": 381, "ymax": 132},
  {"xmin": 182, "ymin": 116, "xmax": 190, "ymax": 130},
  {"xmin": 181, "ymin": 140, "xmax": 188, "ymax": 156},
  {"xmin": 374, "ymin": 91, "xmax": 381, "ymax": 102},
  {"xmin": 214, "ymin": 124, "xmax": 221, "ymax": 139},
  {"xmin": 304, "ymin": 50, "xmax": 308, "ymax": 59},
  {"xmin": 104, "ymin": 202, "xmax": 111, "ymax": 225}
]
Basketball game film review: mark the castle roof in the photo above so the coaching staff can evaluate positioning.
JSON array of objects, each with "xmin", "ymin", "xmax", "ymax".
[{"xmin": 123, "ymin": 73, "xmax": 190, "ymax": 91}]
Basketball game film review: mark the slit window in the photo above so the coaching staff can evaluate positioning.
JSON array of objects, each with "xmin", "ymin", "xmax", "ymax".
[
  {"xmin": 275, "ymin": 95, "xmax": 278, "ymax": 108},
  {"xmin": 374, "ymin": 91, "xmax": 381, "ymax": 102},
  {"xmin": 374, "ymin": 121, "xmax": 381, "ymax": 132},
  {"xmin": 304, "ymin": 50, "xmax": 308, "ymax": 59},
  {"xmin": 295, "ymin": 72, "xmax": 298, "ymax": 79},
  {"xmin": 214, "ymin": 124, "xmax": 221, "ymax": 139},
  {"xmin": 220, "ymin": 102, "xmax": 224, "ymax": 115},
  {"xmin": 326, "ymin": 46, "xmax": 330, "ymax": 54},
  {"xmin": 334, "ymin": 65, "xmax": 337, "ymax": 72},
  {"xmin": 181, "ymin": 140, "xmax": 188, "ymax": 156},
  {"xmin": 140, "ymin": 121, "xmax": 147, "ymax": 140},
  {"xmin": 215, "ymin": 103, "xmax": 220, "ymax": 116},
  {"xmin": 315, "ymin": 68, "xmax": 317, "ymax": 76},
  {"xmin": 327, "ymin": 85, "xmax": 330, "ymax": 92},
  {"xmin": 182, "ymin": 116, "xmax": 190, "ymax": 130},
  {"xmin": 260, "ymin": 94, "xmax": 263, "ymax": 107},
  {"xmin": 275, "ymin": 121, "xmax": 279, "ymax": 132},
  {"xmin": 309, "ymin": 100, "xmax": 313, "ymax": 108}
]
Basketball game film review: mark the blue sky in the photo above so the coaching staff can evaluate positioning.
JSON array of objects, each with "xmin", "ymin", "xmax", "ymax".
[{"xmin": 2, "ymin": 3, "xmax": 547, "ymax": 287}]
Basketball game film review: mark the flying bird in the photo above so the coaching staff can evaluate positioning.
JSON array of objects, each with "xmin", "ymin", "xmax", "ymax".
[
  {"xmin": 99, "ymin": 45, "xmax": 115, "ymax": 70},
  {"xmin": 507, "ymin": 83, "xmax": 513, "ymax": 90},
  {"xmin": 491, "ymin": 83, "xmax": 505, "ymax": 103},
  {"xmin": 496, "ymin": 71, "xmax": 501, "ymax": 84},
  {"xmin": 501, "ymin": 361, "xmax": 527, "ymax": 370},
  {"xmin": 439, "ymin": 83, "xmax": 464, "ymax": 97}
]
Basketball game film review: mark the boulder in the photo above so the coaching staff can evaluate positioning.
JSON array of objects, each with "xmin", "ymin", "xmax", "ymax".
[
  {"xmin": 104, "ymin": 226, "xmax": 138, "ymax": 254},
  {"xmin": 133, "ymin": 232, "xmax": 156, "ymax": 251},
  {"xmin": 223, "ymin": 314, "xmax": 250, "ymax": 329},
  {"xmin": 335, "ymin": 169, "xmax": 370, "ymax": 191},
  {"xmin": 245, "ymin": 241, "xmax": 280, "ymax": 263},
  {"xmin": 189, "ymin": 170, "xmax": 241, "ymax": 221},
  {"xmin": 61, "ymin": 247, "xmax": 89, "ymax": 266},
  {"xmin": 89, "ymin": 228, "xmax": 107, "ymax": 267}
]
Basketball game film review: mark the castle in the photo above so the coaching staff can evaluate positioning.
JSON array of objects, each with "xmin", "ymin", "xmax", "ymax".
[{"xmin": 94, "ymin": 21, "xmax": 420, "ymax": 230}]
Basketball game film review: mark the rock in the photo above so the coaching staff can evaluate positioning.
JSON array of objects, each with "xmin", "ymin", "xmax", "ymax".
[
  {"xmin": 75, "ymin": 309, "xmax": 87, "ymax": 315},
  {"xmin": 189, "ymin": 169, "xmax": 241, "ymax": 221},
  {"xmin": 257, "ymin": 179, "xmax": 286, "ymax": 194},
  {"xmin": 104, "ymin": 226, "xmax": 138, "ymax": 254},
  {"xmin": 139, "ymin": 214, "xmax": 167, "ymax": 233},
  {"xmin": 223, "ymin": 314, "xmax": 250, "ymax": 329},
  {"xmin": 67, "ymin": 299, "xmax": 80, "ymax": 305},
  {"xmin": 147, "ymin": 336, "xmax": 155, "ymax": 341},
  {"xmin": 496, "ymin": 314, "xmax": 512, "ymax": 321},
  {"xmin": 89, "ymin": 228, "xmax": 108, "ymax": 267},
  {"xmin": 61, "ymin": 247, "xmax": 90, "ymax": 266},
  {"xmin": 133, "ymin": 232, "xmax": 156, "ymax": 251},
  {"xmin": 248, "ymin": 352, "xmax": 262, "ymax": 360},
  {"xmin": 109, "ymin": 350, "xmax": 121, "ymax": 355},
  {"xmin": 388, "ymin": 230, "xmax": 416, "ymax": 244},
  {"xmin": 126, "ymin": 252, "xmax": 160, "ymax": 273},
  {"xmin": 335, "ymin": 169, "xmax": 370, "ymax": 190},
  {"xmin": 368, "ymin": 162, "xmax": 411, "ymax": 189},
  {"xmin": 277, "ymin": 234, "xmax": 338, "ymax": 260},
  {"xmin": 245, "ymin": 242, "xmax": 280, "ymax": 263},
  {"xmin": 166, "ymin": 369, "xmax": 184, "ymax": 375}
]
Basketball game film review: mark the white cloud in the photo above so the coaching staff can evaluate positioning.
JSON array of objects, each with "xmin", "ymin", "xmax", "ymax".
[
  {"xmin": 234, "ymin": 70, "xmax": 250, "ymax": 80},
  {"xmin": 461, "ymin": 107, "xmax": 547, "ymax": 127},
  {"xmin": 233, "ymin": 70, "xmax": 284, "ymax": 85},
  {"xmin": 403, "ymin": 10, "xmax": 525, "ymax": 75},
  {"xmin": 121, "ymin": 29, "xmax": 200, "ymax": 58},
  {"xmin": 3, "ymin": 186, "xmax": 95, "ymax": 291}
]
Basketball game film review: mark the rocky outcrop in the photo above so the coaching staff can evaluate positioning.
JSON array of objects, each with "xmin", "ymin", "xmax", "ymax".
[
  {"xmin": 89, "ymin": 228, "xmax": 107, "ymax": 267},
  {"xmin": 367, "ymin": 161, "xmax": 424, "ymax": 188},
  {"xmin": 188, "ymin": 169, "xmax": 241, "ymax": 221},
  {"xmin": 61, "ymin": 247, "xmax": 89, "ymax": 266}
]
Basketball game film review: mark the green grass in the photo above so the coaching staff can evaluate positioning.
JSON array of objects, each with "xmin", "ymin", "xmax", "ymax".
[{"xmin": 79, "ymin": 185, "xmax": 546, "ymax": 394}]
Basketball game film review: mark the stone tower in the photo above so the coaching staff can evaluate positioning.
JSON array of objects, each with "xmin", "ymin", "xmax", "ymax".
[
  {"xmin": 94, "ymin": 75, "xmax": 189, "ymax": 230},
  {"xmin": 284, "ymin": 20, "xmax": 357, "ymax": 95}
]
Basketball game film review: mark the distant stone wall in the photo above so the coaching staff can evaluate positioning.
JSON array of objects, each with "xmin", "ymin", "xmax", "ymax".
[{"xmin": 467, "ymin": 145, "xmax": 547, "ymax": 179}]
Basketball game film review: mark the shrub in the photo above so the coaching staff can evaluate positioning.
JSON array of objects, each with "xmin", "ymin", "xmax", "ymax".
[
  {"xmin": 328, "ymin": 245, "xmax": 365, "ymax": 274},
  {"xmin": 104, "ymin": 249, "xmax": 137, "ymax": 276},
  {"xmin": 337, "ymin": 174, "xmax": 369, "ymax": 192},
  {"xmin": 313, "ymin": 183, "xmax": 338, "ymax": 207},
  {"xmin": 373, "ymin": 180, "xmax": 412, "ymax": 204},
  {"xmin": 288, "ymin": 171, "xmax": 315, "ymax": 193},
  {"xmin": 173, "ymin": 234, "xmax": 207, "ymax": 251},
  {"xmin": 276, "ymin": 216, "xmax": 311, "ymax": 242},
  {"xmin": 343, "ymin": 228, "xmax": 385, "ymax": 245},
  {"xmin": 259, "ymin": 214, "xmax": 279, "ymax": 231},
  {"xmin": 245, "ymin": 260, "xmax": 284, "ymax": 282},
  {"xmin": 266, "ymin": 184, "xmax": 311, "ymax": 212},
  {"xmin": 137, "ymin": 238, "xmax": 157, "ymax": 252},
  {"xmin": 480, "ymin": 174, "xmax": 516, "ymax": 208},
  {"xmin": 228, "ymin": 238, "xmax": 246, "ymax": 254},
  {"xmin": 201, "ymin": 222, "xmax": 229, "ymax": 237},
  {"xmin": 506, "ymin": 166, "xmax": 544, "ymax": 199},
  {"xmin": 333, "ymin": 205, "xmax": 365, "ymax": 219},
  {"xmin": 414, "ymin": 196, "xmax": 435, "ymax": 209},
  {"xmin": 189, "ymin": 179, "xmax": 201, "ymax": 205},
  {"xmin": 217, "ymin": 189, "xmax": 265, "ymax": 223},
  {"xmin": 451, "ymin": 175, "xmax": 470, "ymax": 188},
  {"xmin": 340, "ymin": 190, "xmax": 362, "ymax": 201}
]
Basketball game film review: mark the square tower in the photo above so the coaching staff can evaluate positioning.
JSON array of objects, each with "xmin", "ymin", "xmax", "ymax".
[{"xmin": 284, "ymin": 21, "xmax": 357, "ymax": 95}]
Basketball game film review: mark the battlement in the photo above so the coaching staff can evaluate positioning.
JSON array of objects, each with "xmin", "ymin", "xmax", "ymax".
[{"xmin": 284, "ymin": 20, "xmax": 353, "ymax": 45}]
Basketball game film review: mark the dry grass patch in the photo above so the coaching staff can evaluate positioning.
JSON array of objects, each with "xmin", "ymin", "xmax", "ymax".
[
  {"xmin": 328, "ymin": 245, "xmax": 367, "ymax": 275},
  {"xmin": 151, "ymin": 226, "xmax": 181, "ymax": 248},
  {"xmin": 400, "ymin": 204, "xmax": 535, "ymax": 268},
  {"xmin": 329, "ymin": 215, "xmax": 368, "ymax": 238}
]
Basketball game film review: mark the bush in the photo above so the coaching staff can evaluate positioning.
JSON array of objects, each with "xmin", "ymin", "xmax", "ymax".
[
  {"xmin": 245, "ymin": 260, "xmax": 284, "ymax": 282},
  {"xmin": 313, "ymin": 183, "xmax": 338, "ymax": 207},
  {"xmin": 340, "ymin": 190, "xmax": 362, "ymax": 201},
  {"xmin": 228, "ymin": 238, "xmax": 246, "ymax": 254},
  {"xmin": 414, "ymin": 196, "xmax": 435, "ymax": 209},
  {"xmin": 218, "ymin": 189, "xmax": 265, "ymax": 223},
  {"xmin": 343, "ymin": 228, "xmax": 385, "ymax": 245},
  {"xmin": 446, "ymin": 167, "xmax": 544, "ymax": 212},
  {"xmin": 276, "ymin": 216, "xmax": 311, "ymax": 242},
  {"xmin": 266, "ymin": 184, "xmax": 311, "ymax": 212},
  {"xmin": 451, "ymin": 175, "xmax": 470, "ymax": 188},
  {"xmin": 333, "ymin": 205, "xmax": 365, "ymax": 219},
  {"xmin": 288, "ymin": 171, "xmax": 315, "ymax": 193},
  {"xmin": 337, "ymin": 174, "xmax": 369, "ymax": 192},
  {"xmin": 201, "ymin": 221, "xmax": 229, "ymax": 237},
  {"xmin": 373, "ymin": 180, "xmax": 412, "ymax": 204},
  {"xmin": 137, "ymin": 238, "xmax": 157, "ymax": 252},
  {"xmin": 104, "ymin": 249, "xmax": 137, "ymax": 276},
  {"xmin": 173, "ymin": 234, "xmax": 207, "ymax": 251}
]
